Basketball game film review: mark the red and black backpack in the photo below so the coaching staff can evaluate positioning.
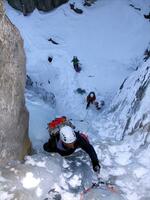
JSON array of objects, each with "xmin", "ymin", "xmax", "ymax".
[{"xmin": 48, "ymin": 116, "xmax": 67, "ymax": 130}]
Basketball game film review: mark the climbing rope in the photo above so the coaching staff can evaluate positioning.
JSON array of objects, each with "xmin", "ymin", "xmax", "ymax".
[
  {"xmin": 80, "ymin": 178, "xmax": 118, "ymax": 200},
  {"xmin": 70, "ymin": 109, "xmax": 89, "ymax": 123}
]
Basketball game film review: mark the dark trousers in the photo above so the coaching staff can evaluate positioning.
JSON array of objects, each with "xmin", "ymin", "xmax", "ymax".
[
  {"xmin": 74, "ymin": 64, "xmax": 81, "ymax": 72},
  {"xmin": 86, "ymin": 101, "xmax": 91, "ymax": 109}
]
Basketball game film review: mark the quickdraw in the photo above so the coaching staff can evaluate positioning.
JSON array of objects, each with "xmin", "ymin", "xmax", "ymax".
[{"xmin": 80, "ymin": 179, "xmax": 118, "ymax": 200}]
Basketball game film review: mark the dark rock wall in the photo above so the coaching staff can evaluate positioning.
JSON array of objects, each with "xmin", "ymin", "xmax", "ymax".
[{"xmin": 7, "ymin": 0, "xmax": 69, "ymax": 14}]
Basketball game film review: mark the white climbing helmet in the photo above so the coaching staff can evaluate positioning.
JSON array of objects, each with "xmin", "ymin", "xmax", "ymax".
[
  {"xmin": 60, "ymin": 126, "xmax": 76, "ymax": 143},
  {"xmin": 89, "ymin": 92, "xmax": 95, "ymax": 97}
]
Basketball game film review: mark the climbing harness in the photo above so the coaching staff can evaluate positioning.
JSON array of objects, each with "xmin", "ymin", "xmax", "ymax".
[{"xmin": 80, "ymin": 178, "xmax": 118, "ymax": 200}]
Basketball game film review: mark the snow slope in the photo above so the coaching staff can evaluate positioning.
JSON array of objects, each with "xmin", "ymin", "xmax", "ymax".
[
  {"xmin": 2, "ymin": 0, "xmax": 150, "ymax": 200},
  {"xmin": 5, "ymin": 0, "xmax": 150, "ymax": 115},
  {"xmin": 5, "ymin": 0, "xmax": 150, "ymax": 142}
]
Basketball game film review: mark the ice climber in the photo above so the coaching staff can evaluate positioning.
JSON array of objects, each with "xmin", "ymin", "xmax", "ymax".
[
  {"xmin": 71, "ymin": 56, "xmax": 81, "ymax": 72},
  {"xmin": 43, "ymin": 116, "xmax": 101, "ymax": 173},
  {"xmin": 86, "ymin": 92, "xmax": 104, "ymax": 110}
]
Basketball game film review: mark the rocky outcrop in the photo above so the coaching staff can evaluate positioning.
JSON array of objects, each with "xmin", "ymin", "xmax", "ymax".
[
  {"xmin": 7, "ymin": 0, "xmax": 35, "ymax": 15},
  {"xmin": 7, "ymin": 0, "xmax": 69, "ymax": 15},
  {"xmin": 35, "ymin": 0, "xmax": 54, "ymax": 12},
  {"xmin": 0, "ymin": 1, "xmax": 31, "ymax": 165},
  {"xmin": 109, "ymin": 58, "xmax": 150, "ymax": 140}
]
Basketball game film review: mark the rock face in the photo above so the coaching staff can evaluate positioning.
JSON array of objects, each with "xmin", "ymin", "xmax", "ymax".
[
  {"xmin": 35, "ymin": 0, "xmax": 54, "ymax": 12},
  {"xmin": 109, "ymin": 58, "xmax": 150, "ymax": 140},
  {"xmin": 7, "ymin": 0, "xmax": 35, "ymax": 15},
  {"xmin": 0, "ymin": 1, "xmax": 31, "ymax": 166},
  {"xmin": 7, "ymin": 0, "xmax": 69, "ymax": 15}
]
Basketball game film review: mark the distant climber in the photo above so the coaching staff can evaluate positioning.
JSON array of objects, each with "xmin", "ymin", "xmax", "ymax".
[
  {"xmin": 86, "ymin": 92, "xmax": 105, "ymax": 110},
  {"xmin": 43, "ymin": 116, "xmax": 101, "ymax": 173},
  {"xmin": 71, "ymin": 56, "xmax": 81, "ymax": 72}
]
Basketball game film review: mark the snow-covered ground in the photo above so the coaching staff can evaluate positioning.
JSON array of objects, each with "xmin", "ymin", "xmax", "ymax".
[{"xmin": 1, "ymin": 0, "xmax": 150, "ymax": 199}]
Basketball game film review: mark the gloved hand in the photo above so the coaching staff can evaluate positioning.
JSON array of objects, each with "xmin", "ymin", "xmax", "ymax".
[{"xmin": 93, "ymin": 165, "xmax": 101, "ymax": 174}]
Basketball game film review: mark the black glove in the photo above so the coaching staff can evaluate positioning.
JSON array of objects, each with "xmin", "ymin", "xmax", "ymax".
[{"xmin": 93, "ymin": 165, "xmax": 101, "ymax": 173}]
